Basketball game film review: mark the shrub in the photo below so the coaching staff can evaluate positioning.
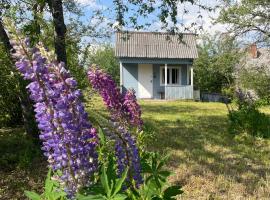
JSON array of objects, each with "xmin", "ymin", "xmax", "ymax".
[
  {"xmin": 227, "ymin": 88, "xmax": 270, "ymax": 138},
  {"xmin": 228, "ymin": 106, "xmax": 270, "ymax": 138}
]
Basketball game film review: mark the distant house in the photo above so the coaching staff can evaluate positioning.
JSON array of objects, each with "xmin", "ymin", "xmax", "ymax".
[
  {"xmin": 239, "ymin": 44, "xmax": 270, "ymax": 75},
  {"xmin": 115, "ymin": 31, "xmax": 198, "ymax": 100}
]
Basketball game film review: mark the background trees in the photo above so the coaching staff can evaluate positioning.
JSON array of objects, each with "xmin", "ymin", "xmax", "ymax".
[
  {"xmin": 194, "ymin": 34, "xmax": 241, "ymax": 94},
  {"xmin": 83, "ymin": 45, "xmax": 120, "ymax": 84},
  {"xmin": 218, "ymin": 0, "xmax": 270, "ymax": 45}
]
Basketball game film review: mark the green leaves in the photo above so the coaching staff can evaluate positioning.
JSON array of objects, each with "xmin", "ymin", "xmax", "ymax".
[
  {"xmin": 142, "ymin": 153, "xmax": 171, "ymax": 188},
  {"xmin": 78, "ymin": 162, "xmax": 128, "ymax": 200},
  {"xmin": 24, "ymin": 169, "xmax": 66, "ymax": 200},
  {"xmin": 134, "ymin": 152, "xmax": 183, "ymax": 200},
  {"xmin": 24, "ymin": 191, "xmax": 41, "ymax": 200},
  {"xmin": 163, "ymin": 186, "xmax": 183, "ymax": 200}
]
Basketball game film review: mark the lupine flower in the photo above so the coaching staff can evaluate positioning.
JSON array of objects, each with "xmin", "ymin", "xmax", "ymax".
[
  {"xmin": 87, "ymin": 67, "xmax": 143, "ymax": 129},
  {"xmin": 114, "ymin": 127, "xmax": 143, "ymax": 188},
  {"xmin": 123, "ymin": 89, "xmax": 143, "ymax": 129},
  {"xmin": 12, "ymin": 38, "xmax": 98, "ymax": 197},
  {"xmin": 87, "ymin": 67, "xmax": 123, "ymax": 121},
  {"xmin": 87, "ymin": 67, "xmax": 143, "ymax": 188}
]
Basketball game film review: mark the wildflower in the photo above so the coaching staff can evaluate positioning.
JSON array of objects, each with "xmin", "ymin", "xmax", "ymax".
[
  {"xmin": 13, "ymin": 38, "xmax": 98, "ymax": 196},
  {"xmin": 87, "ymin": 67, "xmax": 143, "ymax": 187}
]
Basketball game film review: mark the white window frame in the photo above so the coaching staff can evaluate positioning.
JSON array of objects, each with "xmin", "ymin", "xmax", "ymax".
[{"xmin": 160, "ymin": 66, "xmax": 181, "ymax": 86}]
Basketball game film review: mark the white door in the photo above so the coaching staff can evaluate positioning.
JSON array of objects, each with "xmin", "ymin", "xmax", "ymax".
[{"xmin": 138, "ymin": 64, "xmax": 153, "ymax": 98}]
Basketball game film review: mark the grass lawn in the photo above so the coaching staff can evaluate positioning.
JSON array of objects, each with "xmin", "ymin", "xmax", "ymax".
[
  {"xmin": 140, "ymin": 101, "xmax": 270, "ymax": 200},
  {"xmin": 1, "ymin": 100, "xmax": 269, "ymax": 199}
]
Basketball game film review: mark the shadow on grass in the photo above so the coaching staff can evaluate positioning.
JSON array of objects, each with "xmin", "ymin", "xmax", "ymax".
[{"xmin": 141, "ymin": 102, "xmax": 270, "ymax": 196}]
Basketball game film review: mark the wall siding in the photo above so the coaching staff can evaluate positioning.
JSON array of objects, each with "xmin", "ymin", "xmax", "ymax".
[
  {"xmin": 121, "ymin": 58, "xmax": 193, "ymax": 99},
  {"xmin": 166, "ymin": 86, "xmax": 193, "ymax": 99},
  {"xmin": 122, "ymin": 63, "xmax": 138, "ymax": 96}
]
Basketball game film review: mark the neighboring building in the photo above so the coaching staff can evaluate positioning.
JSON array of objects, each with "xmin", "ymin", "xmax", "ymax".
[
  {"xmin": 238, "ymin": 44, "xmax": 270, "ymax": 74},
  {"xmin": 115, "ymin": 31, "xmax": 198, "ymax": 100}
]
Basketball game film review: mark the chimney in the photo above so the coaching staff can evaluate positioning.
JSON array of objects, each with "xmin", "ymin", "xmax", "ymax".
[{"xmin": 249, "ymin": 43, "xmax": 257, "ymax": 58}]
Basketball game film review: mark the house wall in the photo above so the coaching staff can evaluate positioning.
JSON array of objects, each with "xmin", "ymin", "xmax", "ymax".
[
  {"xmin": 122, "ymin": 63, "xmax": 138, "ymax": 95},
  {"xmin": 120, "ymin": 58, "xmax": 193, "ymax": 99},
  {"xmin": 152, "ymin": 64, "xmax": 189, "ymax": 98}
]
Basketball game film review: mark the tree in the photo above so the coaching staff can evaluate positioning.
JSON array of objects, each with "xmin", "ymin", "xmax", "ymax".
[
  {"xmin": 217, "ymin": 0, "xmax": 270, "ymax": 44},
  {"xmin": 47, "ymin": 0, "xmax": 67, "ymax": 64},
  {"xmin": 238, "ymin": 67, "xmax": 270, "ymax": 103},
  {"xmin": 83, "ymin": 45, "xmax": 119, "ymax": 84},
  {"xmin": 0, "ymin": 18, "xmax": 38, "ymax": 135},
  {"xmin": 194, "ymin": 34, "xmax": 241, "ymax": 93}
]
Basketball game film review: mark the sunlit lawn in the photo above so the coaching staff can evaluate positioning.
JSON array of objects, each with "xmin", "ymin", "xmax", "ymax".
[
  {"xmin": 1, "ymin": 99, "xmax": 270, "ymax": 199},
  {"xmin": 139, "ymin": 100, "xmax": 270, "ymax": 200}
]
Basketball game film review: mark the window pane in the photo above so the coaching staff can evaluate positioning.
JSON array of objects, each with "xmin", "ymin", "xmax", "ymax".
[
  {"xmin": 176, "ymin": 69, "xmax": 179, "ymax": 84},
  {"xmin": 167, "ymin": 68, "xmax": 170, "ymax": 84},
  {"xmin": 171, "ymin": 68, "xmax": 179, "ymax": 84},
  {"xmin": 172, "ymin": 69, "xmax": 176, "ymax": 84},
  {"xmin": 162, "ymin": 68, "xmax": 165, "ymax": 84}
]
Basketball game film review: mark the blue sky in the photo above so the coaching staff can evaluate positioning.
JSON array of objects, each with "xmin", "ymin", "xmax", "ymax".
[{"xmin": 75, "ymin": 0, "xmax": 227, "ymax": 38}]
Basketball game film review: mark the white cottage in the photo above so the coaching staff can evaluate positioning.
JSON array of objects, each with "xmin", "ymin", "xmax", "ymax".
[{"xmin": 115, "ymin": 31, "xmax": 198, "ymax": 100}]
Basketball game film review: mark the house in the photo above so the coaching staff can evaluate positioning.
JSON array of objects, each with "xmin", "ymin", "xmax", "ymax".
[
  {"xmin": 239, "ymin": 44, "xmax": 270, "ymax": 75},
  {"xmin": 115, "ymin": 31, "xmax": 198, "ymax": 100}
]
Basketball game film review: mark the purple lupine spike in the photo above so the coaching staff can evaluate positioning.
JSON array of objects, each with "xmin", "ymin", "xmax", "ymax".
[
  {"xmin": 87, "ymin": 67, "xmax": 143, "ymax": 129},
  {"xmin": 87, "ymin": 67, "xmax": 123, "ymax": 120},
  {"xmin": 123, "ymin": 89, "xmax": 143, "ymax": 130},
  {"xmin": 114, "ymin": 130, "xmax": 143, "ymax": 188},
  {"xmin": 87, "ymin": 67, "xmax": 143, "ymax": 188},
  {"xmin": 12, "ymin": 38, "xmax": 98, "ymax": 197}
]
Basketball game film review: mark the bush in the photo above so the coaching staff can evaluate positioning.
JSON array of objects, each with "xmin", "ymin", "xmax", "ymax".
[
  {"xmin": 0, "ymin": 45, "xmax": 23, "ymax": 127},
  {"xmin": 228, "ymin": 106, "xmax": 270, "ymax": 138},
  {"xmin": 228, "ymin": 89, "xmax": 270, "ymax": 138}
]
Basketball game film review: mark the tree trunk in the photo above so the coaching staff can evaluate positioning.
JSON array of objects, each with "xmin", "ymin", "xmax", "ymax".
[
  {"xmin": 0, "ymin": 18, "xmax": 38, "ymax": 137},
  {"xmin": 46, "ymin": 0, "xmax": 67, "ymax": 65}
]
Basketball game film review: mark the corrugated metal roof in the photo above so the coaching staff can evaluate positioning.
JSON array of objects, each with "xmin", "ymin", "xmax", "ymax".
[{"xmin": 115, "ymin": 31, "xmax": 198, "ymax": 59}]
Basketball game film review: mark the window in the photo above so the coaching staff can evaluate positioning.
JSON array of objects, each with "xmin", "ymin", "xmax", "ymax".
[
  {"xmin": 187, "ymin": 67, "xmax": 191, "ymax": 85},
  {"xmin": 160, "ymin": 66, "xmax": 180, "ymax": 85}
]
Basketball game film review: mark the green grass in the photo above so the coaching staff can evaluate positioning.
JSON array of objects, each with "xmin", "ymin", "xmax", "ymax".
[
  {"xmin": 139, "ymin": 100, "xmax": 270, "ymax": 199},
  {"xmin": 1, "ymin": 99, "xmax": 269, "ymax": 199}
]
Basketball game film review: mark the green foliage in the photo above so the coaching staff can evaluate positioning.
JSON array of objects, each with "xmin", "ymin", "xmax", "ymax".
[
  {"xmin": 217, "ymin": 0, "xmax": 270, "ymax": 44},
  {"xmin": 83, "ymin": 45, "xmax": 120, "ymax": 84},
  {"xmin": 228, "ymin": 92, "xmax": 270, "ymax": 138},
  {"xmin": 239, "ymin": 68, "xmax": 270, "ymax": 104},
  {"xmin": 0, "ymin": 45, "xmax": 22, "ymax": 127},
  {"xmin": 228, "ymin": 105, "xmax": 270, "ymax": 138},
  {"xmin": 194, "ymin": 34, "xmax": 241, "ymax": 93},
  {"xmin": 25, "ymin": 169, "xmax": 67, "ymax": 200},
  {"xmin": 0, "ymin": 128, "xmax": 40, "ymax": 170},
  {"xmin": 77, "ymin": 157, "xmax": 128, "ymax": 200},
  {"xmin": 129, "ymin": 152, "xmax": 183, "ymax": 200}
]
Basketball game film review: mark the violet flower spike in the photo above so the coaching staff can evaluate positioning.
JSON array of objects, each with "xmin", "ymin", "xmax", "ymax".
[{"xmin": 13, "ymin": 38, "xmax": 98, "ymax": 197}]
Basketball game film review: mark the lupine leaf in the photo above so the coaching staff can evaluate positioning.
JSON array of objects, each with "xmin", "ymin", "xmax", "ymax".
[
  {"xmin": 101, "ymin": 165, "xmax": 111, "ymax": 197},
  {"xmin": 24, "ymin": 191, "xmax": 41, "ymax": 200},
  {"xmin": 159, "ymin": 171, "xmax": 171, "ymax": 178},
  {"xmin": 98, "ymin": 127, "xmax": 106, "ymax": 145},
  {"xmin": 77, "ymin": 194, "xmax": 105, "ymax": 200},
  {"xmin": 113, "ymin": 194, "xmax": 127, "ymax": 200},
  {"xmin": 157, "ymin": 155, "xmax": 169, "ymax": 171},
  {"xmin": 113, "ymin": 167, "xmax": 128, "ymax": 196},
  {"xmin": 163, "ymin": 185, "xmax": 183, "ymax": 200}
]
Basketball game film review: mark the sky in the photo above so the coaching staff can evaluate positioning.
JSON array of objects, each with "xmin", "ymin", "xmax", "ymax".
[{"xmin": 72, "ymin": 0, "xmax": 229, "ymax": 45}]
